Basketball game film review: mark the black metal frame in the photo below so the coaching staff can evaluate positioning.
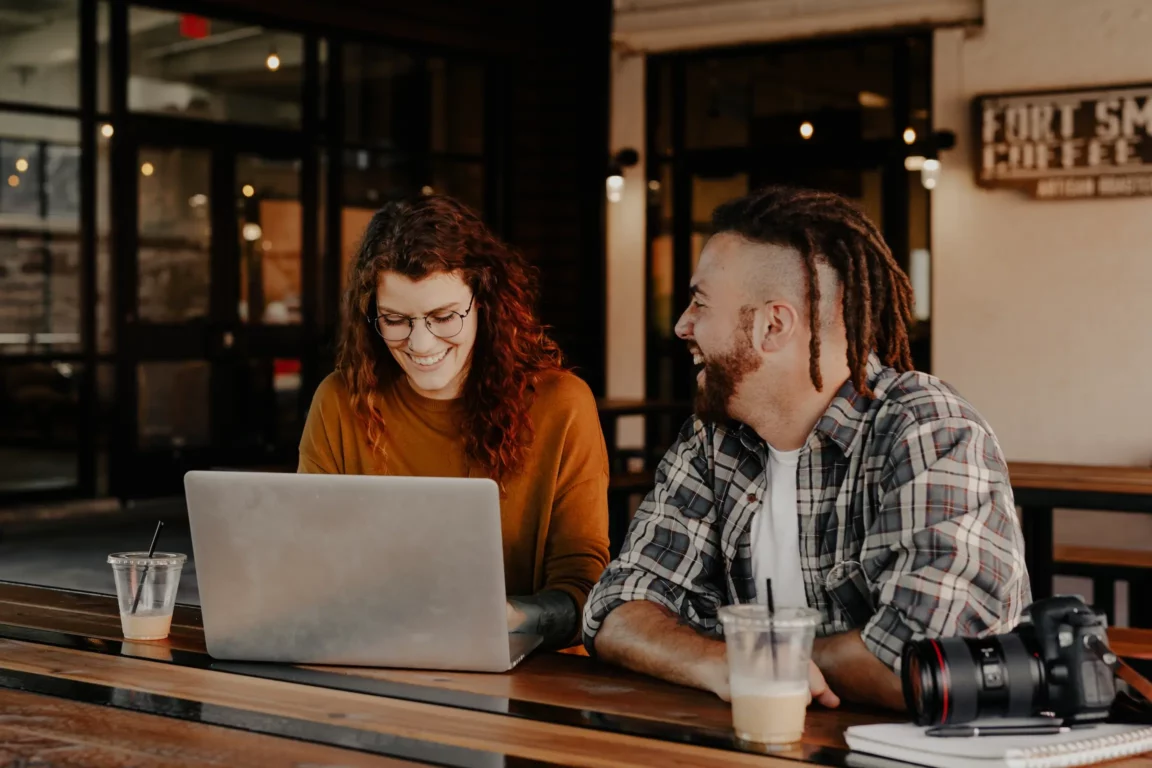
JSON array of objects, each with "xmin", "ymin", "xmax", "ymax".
[
  {"xmin": 1016, "ymin": 487, "xmax": 1152, "ymax": 628},
  {"xmin": 643, "ymin": 32, "xmax": 934, "ymax": 409},
  {"xmin": 1051, "ymin": 560, "xmax": 1152, "ymax": 629},
  {"xmin": 79, "ymin": 0, "xmax": 99, "ymax": 498},
  {"xmin": 110, "ymin": 127, "xmax": 311, "ymax": 497},
  {"xmin": 0, "ymin": 0, "xmax": 501, "ymax": 505},
  {"xmin": 0, "ymin": 0, "xmax": 100, "ymax": 506}
]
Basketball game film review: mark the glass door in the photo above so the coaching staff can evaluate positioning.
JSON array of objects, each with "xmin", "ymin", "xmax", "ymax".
[
  {"xmin": 112, "ymin": 123, "xmax": 311, "ymax": 498},
  {"xmin": 225, "ymin": 152, "xmax": 307, "ymax": 468},
  {"xmin": 646, "ymin": 35, "xmax": 933, "ymax": 410},
  {"xmin": 655, "ymin": 153, "xmax": 892, "ymax": 405}
]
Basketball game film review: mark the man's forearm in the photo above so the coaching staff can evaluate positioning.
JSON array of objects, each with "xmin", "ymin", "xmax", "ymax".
[
  {"xmin": 812, "ymin": 630, "xmax": 905, "ymax": 711},
  {"xmin": 593, "ymin": 601, "xmax": 729, "ymax": 698}
]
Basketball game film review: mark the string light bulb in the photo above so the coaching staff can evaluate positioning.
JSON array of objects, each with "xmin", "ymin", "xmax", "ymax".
[
  {"xmin": 606, "ymin": 174, "xmax": 624, "ymax": 203},
  {"xmin": 604, "ymin": 147, "xmax": 639, "ymax": 203},
  {"xmin": 920, "ymin": 159, "xmax": 941, "ymax": 190}
]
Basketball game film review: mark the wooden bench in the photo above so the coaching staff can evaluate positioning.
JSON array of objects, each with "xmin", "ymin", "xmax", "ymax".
[
  {"xmin": 597, "ymin": 399, "xmax": 690, "ymax": 473},
  {"xmin": 1053, "ymin": 545, "xmax": 1152, "ymax": 628},
  {"xmin": 1110, "ymin": 627, "xmax": 1152, "ymax": 683},
  {"xmin": 1108, "ymin": 627, "xmax": 1152, "ymax": 660},
  {"xmin": 1009, "ymin": 461, "xmax": 1152, "ymax": 627},
  {"xmin": 598, "ymin": 399, "xmax": 688, "ymax": 557}
]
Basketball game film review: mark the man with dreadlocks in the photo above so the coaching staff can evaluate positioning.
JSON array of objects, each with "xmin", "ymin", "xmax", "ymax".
[{"xmin": 583, "ymin": 186, "xmax": 1029, "ymax": 710}]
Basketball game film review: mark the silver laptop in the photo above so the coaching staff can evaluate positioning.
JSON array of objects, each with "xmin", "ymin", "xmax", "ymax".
[{"xmin": 184, "ymin": 470, "xmax": 542, "ymax": 672}]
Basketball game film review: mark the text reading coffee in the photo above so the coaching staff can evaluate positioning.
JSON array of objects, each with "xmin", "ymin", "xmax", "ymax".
[{"xmin": 975, "ymin": 83, "xmax": 1152, "ymax": 199}]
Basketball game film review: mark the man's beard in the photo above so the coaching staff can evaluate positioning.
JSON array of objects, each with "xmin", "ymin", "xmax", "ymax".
[{"xmin": 694, "ymin": 330, "xmax": 761, "ymax": 424}]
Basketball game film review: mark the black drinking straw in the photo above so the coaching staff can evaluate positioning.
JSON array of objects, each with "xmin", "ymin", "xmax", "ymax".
[
  {"xmin": 765, "ymin": 578, "xmax": 778, "ymax": 672},
  {"xmin": 130, "ymin": 521, "xmax": 164, "ymax": 615}
]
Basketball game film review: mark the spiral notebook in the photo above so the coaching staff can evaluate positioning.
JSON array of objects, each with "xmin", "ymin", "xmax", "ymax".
[{"xmin": 844, "ymin": 722, "xmax": 1152, "ymax": 768}]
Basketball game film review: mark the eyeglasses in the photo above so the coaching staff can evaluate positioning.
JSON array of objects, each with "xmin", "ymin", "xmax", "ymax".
[{"xmin": 368, "ymin": 295, "xmax": 475, "ymax": 342}]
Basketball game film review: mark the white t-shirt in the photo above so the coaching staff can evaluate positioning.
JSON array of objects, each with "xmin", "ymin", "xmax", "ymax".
[{"xmin": 751, "ymin": 445, "xmax": 809, "ymax": 609}]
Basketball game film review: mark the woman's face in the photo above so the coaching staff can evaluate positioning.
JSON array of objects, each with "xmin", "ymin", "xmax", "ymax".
[{"xmin": 374, "ymin": 270, "xmax": 478, "ymax": 400}]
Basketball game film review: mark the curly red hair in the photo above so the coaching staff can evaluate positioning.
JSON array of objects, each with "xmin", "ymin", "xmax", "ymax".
[{"xmin": 337, "ymin": 194, "xmax": 563, "ymax": 481}]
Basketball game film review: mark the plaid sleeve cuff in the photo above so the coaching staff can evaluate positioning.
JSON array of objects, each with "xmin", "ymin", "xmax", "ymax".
[
  {"xmin": 581, "ymin": 568, "xmax": 702, "ymax": 656},
  {"xmin": 860, "ymin": 603, "xmax": 923, "ymax": 674}
]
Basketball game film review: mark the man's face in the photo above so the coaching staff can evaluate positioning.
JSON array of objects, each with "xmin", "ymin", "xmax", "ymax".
[{"xmin": 673, "ymin": 234, "xmax": 763, "ymax": 422}]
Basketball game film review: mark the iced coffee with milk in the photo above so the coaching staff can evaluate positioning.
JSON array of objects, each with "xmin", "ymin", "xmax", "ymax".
[
  {"xmin": 108, "ymin": 552, "xmax": 187, "ymax": 641},
  {"xmin": 719, "ymin": 605, "xmax": 820, "ymax": 747}
]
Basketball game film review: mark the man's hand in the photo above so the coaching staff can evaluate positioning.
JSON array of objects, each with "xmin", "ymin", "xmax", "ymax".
[
  {"xmin": 811, "ymin": 630, "xmax": 906, "ymax": 711},
  {"xmin": 683, "ymin": 656, "xmax": 840, "ymax": 708},
  {"xmin": 808, "ymin": 660, "xmax": 841, "ymax": 708},
  {"xmin": 695, "ymin": 652, "xmax": 731, "ymax": 701},
  {"xmin": 594, "ymin": 602, "xmax": 842, "ymax": 707}
]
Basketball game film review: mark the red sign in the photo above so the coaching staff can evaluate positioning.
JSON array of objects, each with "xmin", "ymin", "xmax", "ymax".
[{"xmin": 179, "ymin": 14, "xmax": 210, "ymax": 39}]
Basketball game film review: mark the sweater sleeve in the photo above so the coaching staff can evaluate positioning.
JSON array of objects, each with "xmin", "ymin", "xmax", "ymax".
[
  {"xmin": 297, "ymin": 374, "xmax": 346, "ymax": 474},
  {"xmin": 539, "ymin": 376, "xmax": 612, "ymax": 638}
]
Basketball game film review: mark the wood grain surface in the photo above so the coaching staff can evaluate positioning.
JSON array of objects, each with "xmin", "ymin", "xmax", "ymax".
[
  {"xmin": 1055, "ymin": 545, "xmax": 1152, "ymax": 569},
  {"xmin": 0, "ymin": 687, "xmax": 415, "ymax": 767},
  {"xmin": 1008, "ymin": 461, "xmax": 1152, "ymax": 495},
  {"xmin": 0, "ymin": 638, "xmax": 806, "ymax": 768},
  {"xmin": 1, "ymin": 582, "xmax": 1151, "ymax": 766}
]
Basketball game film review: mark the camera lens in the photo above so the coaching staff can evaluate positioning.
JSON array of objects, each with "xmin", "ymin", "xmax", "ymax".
[{"xmin": 902, "ymin": 635, "xmax": 1043, "ymax": 725}]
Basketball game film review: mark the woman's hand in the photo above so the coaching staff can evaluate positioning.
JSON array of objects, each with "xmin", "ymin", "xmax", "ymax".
[{"xmin": 507, "ymin": 601, "xmax": 527, "ymax": 632}]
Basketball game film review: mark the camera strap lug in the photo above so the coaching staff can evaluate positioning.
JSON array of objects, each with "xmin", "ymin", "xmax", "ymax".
[{"xmin": 1087, "ymin": 635, "xmax": 1152, "ymax": 702}]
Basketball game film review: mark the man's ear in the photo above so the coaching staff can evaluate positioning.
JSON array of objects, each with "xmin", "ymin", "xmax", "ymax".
[{"xmin": 756, "ymin": 300, "xmax": 801, "ymax": 353}]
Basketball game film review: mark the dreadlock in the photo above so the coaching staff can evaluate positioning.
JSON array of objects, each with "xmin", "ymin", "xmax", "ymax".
[{"xmin": 712, "ymin": 185, "xmax": 915, "ymax": 397}]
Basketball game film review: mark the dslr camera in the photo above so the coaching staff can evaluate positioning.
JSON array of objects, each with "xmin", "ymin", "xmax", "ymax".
[{"xmin": 902, "ymin": 596, "xmax": 1117, "ymax": 725}]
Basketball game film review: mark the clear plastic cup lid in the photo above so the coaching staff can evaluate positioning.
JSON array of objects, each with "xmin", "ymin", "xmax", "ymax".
[
  {"xmin": 107, "ymin": 551, "xmax": 187, "ymax": 567},
  {"xmin": 718, "ymin": 604, "xmax": 820, "ymax": 629}
]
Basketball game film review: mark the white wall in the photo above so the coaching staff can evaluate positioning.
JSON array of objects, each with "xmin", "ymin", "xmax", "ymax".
[
  {"xmin": 932, "ymin": 0, "xmax": 1152, "ymax": 467},
  {"xmin": 606, "ymin": 50, "xmax": 647, "ymax": 449}
]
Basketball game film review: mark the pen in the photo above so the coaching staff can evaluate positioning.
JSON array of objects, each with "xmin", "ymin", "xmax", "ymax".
[{"xmin": 926, "ymin": 725, "xmax": 1071, "ymax": 738}]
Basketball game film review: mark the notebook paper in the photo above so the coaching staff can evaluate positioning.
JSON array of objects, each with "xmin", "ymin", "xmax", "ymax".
[{"xmin": 844, "ymin": 722, "xmax": 1152, "ymax": 768}]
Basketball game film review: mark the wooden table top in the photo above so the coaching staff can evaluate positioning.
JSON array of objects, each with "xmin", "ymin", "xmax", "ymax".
[
  {"xmin": 1008, "ymin": 461, "xmax": 1152, "ymax": 496},
  {"xmin": 0, "ymin": 582, "xmax": 1149, "ymax": 767}
]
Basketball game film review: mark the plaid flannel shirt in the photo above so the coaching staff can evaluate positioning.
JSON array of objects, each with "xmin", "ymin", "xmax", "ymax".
[{"xmin": 583, "ymin": 355, "xmax": 1030, "ymax": 672}]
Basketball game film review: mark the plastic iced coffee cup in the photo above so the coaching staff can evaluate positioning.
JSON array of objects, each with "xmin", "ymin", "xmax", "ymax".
[
  {"xmin": 720, "ymin": 605, "xmax": 820, "ymax": 747},
  {"xmin": 108, "ymin": 552, "xmax": 186, "ymax": 640}
]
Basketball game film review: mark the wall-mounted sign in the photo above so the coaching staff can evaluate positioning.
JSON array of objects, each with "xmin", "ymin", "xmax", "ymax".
[{"xmin": 974, "ymin": 83, "xmax": 1152, "ymax": 199}]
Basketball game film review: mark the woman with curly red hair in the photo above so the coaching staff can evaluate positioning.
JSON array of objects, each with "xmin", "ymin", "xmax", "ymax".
[{"xmin": 297, "ymin": 194, "xmax": 610, "ymax": 649}]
